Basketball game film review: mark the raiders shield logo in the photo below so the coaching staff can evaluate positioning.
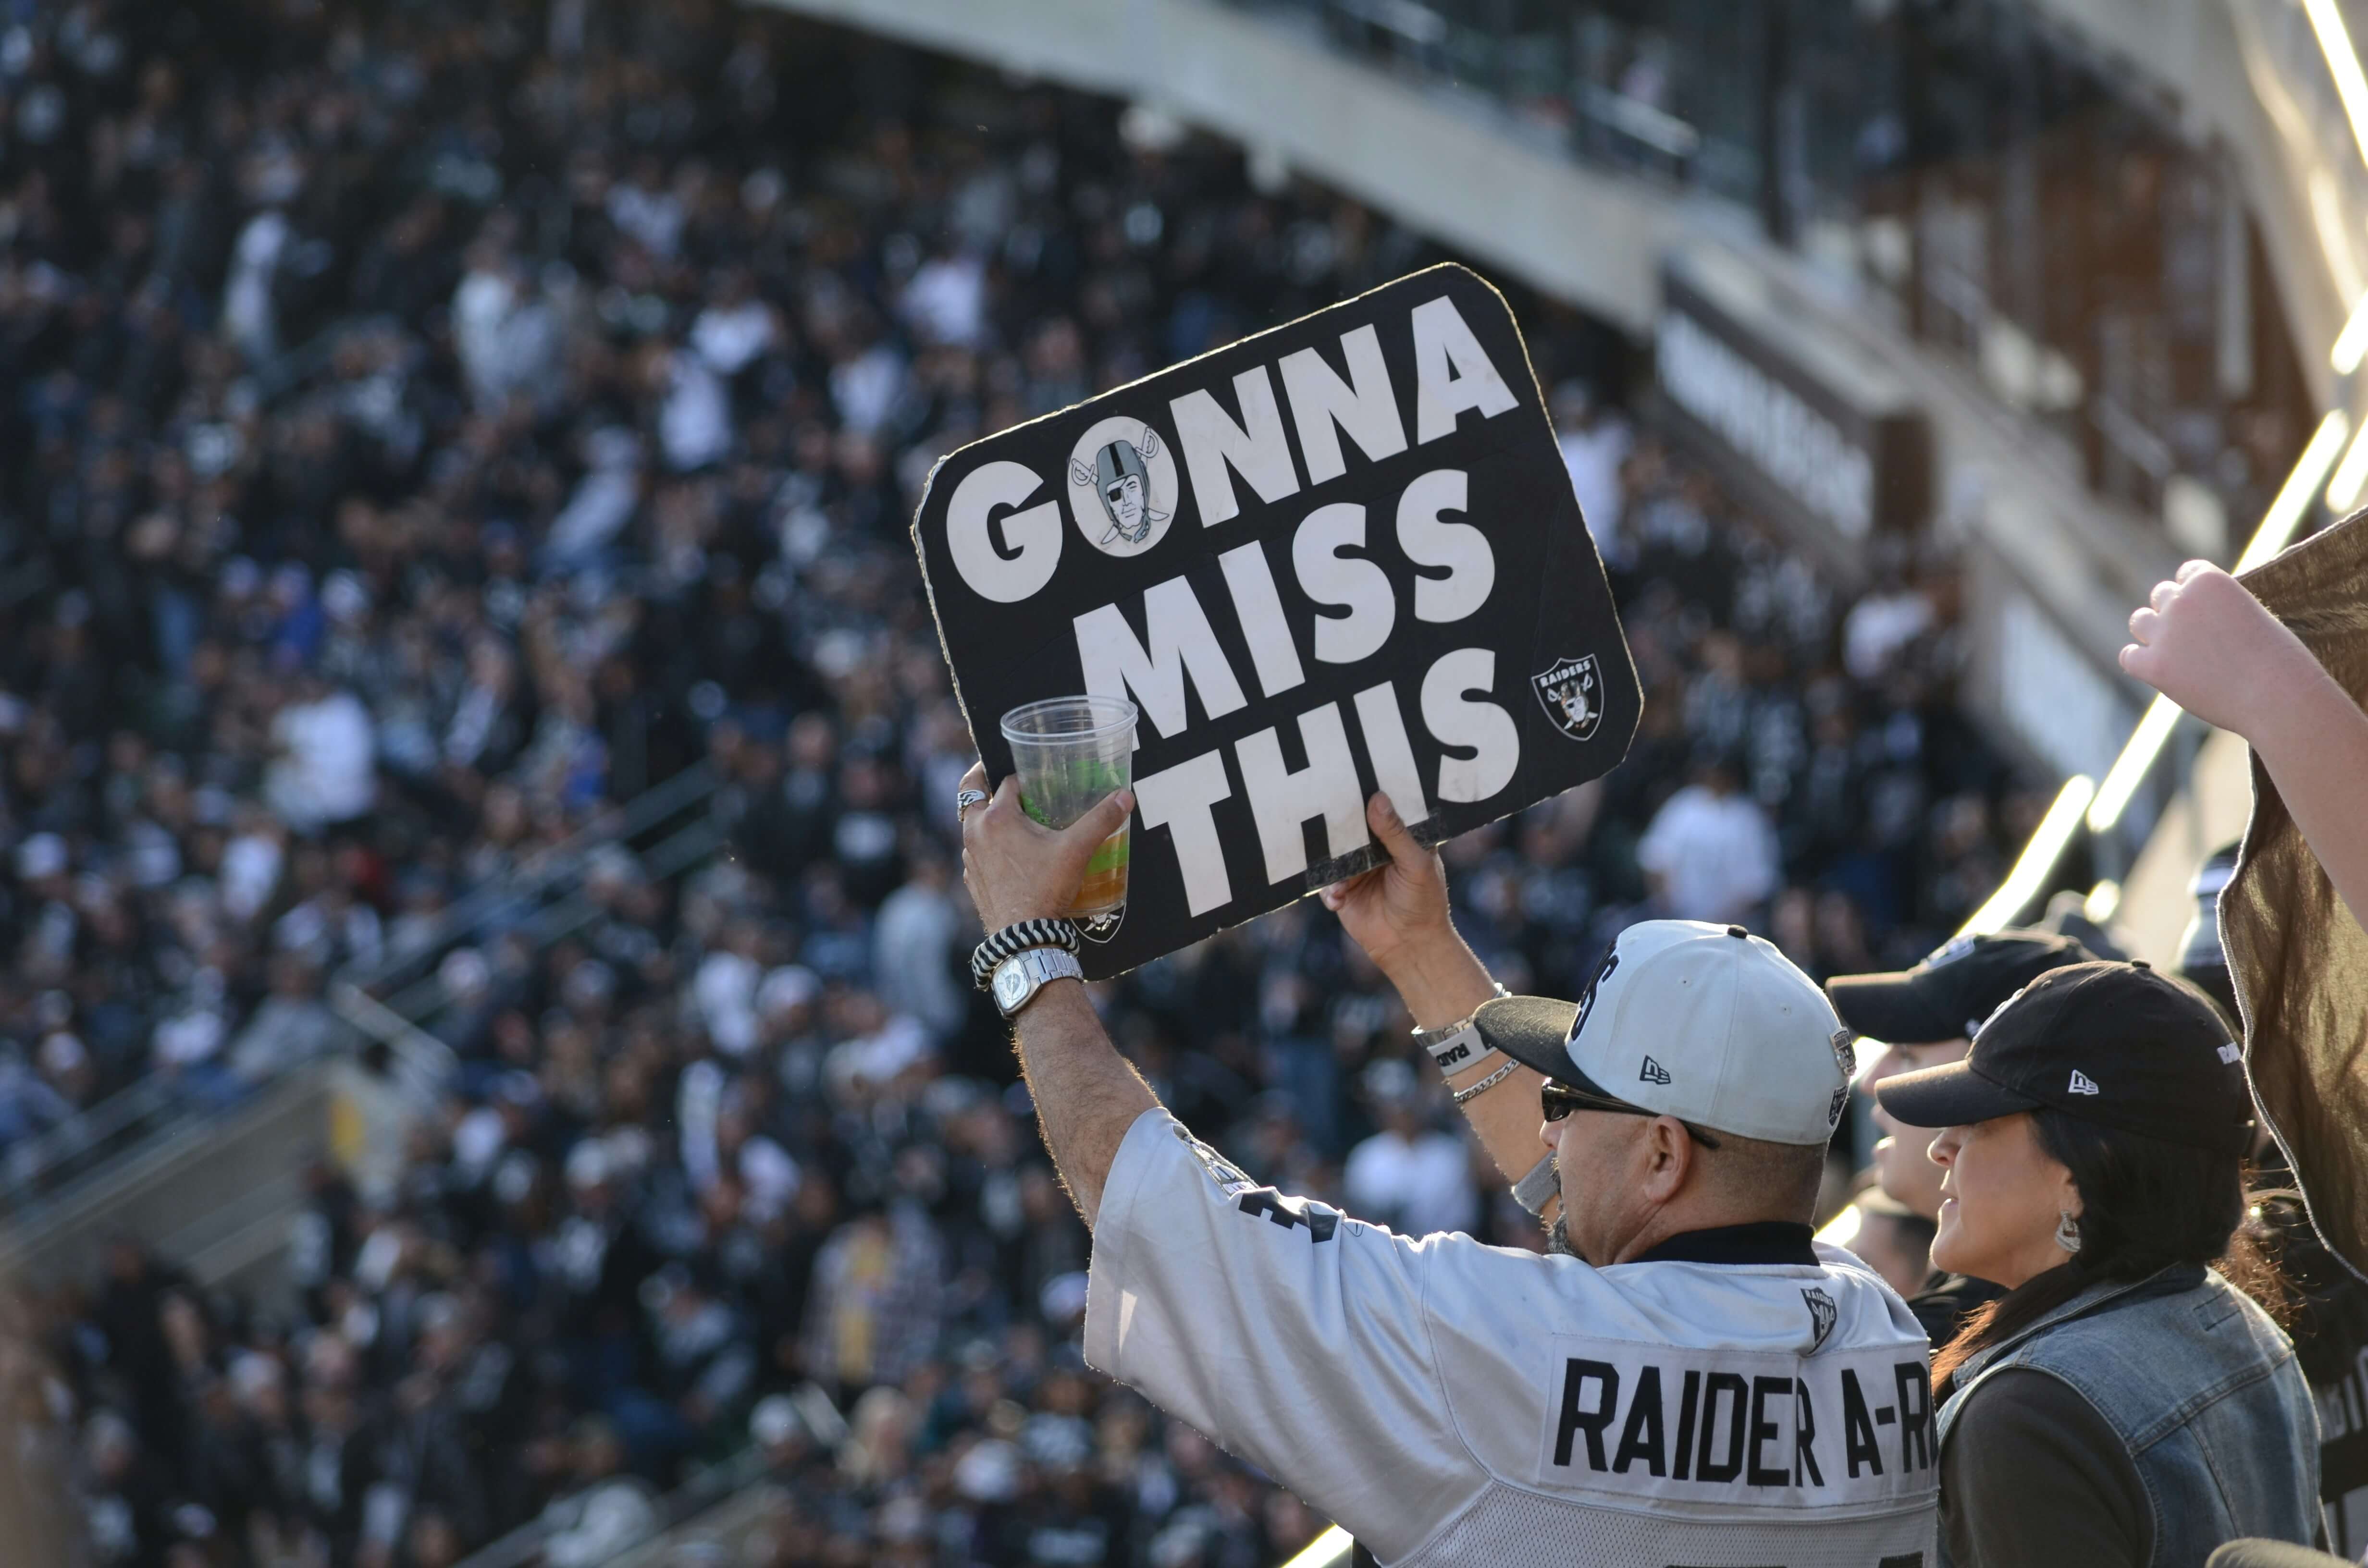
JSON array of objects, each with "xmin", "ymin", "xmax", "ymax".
[
  {"xmin": 1532, "ymin": 654, "xmax": 1603, "ymax": 742},
  {"xmin": 1802, "ymin": 1287, "xmax": 1838, "ymax": 1352}
]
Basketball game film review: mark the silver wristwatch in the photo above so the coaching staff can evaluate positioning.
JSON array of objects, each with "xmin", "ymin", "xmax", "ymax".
[{"xmin": 991, "ymin": 946, "xmax": 1084, "ymax": 1017}]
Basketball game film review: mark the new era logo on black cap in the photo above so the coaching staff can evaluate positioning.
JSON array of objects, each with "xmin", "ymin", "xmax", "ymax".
[{"xmin": 1874, "ymin": 962, "xmax": 2255, "ymax": 1155}]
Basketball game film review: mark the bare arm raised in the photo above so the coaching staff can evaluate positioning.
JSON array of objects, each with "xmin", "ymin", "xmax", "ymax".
[
  {"xmin": 1321, "ymin": 793, "xmax": 1557, "ymax": 1220},
  {"xmin": 957, "ymin": 763, "xmax": 1154, "ymax": 1226},
  {"xmin": 2123, "ymin": 561, "xmax": 2368, "ymax": 934}
]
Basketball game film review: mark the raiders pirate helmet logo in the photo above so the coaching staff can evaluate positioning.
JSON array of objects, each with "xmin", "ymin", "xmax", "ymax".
[
  {"xmin": 1531, "ymin": 653, "xmax": 1603, "ymax": 742},
  {"xmin": 1802, "ymin": 1286, "xmax": 1838, "ymax": 1351},
  {"xmin": 1065, "ymin": 415, "xmax": 1177, "ymax": 557}
]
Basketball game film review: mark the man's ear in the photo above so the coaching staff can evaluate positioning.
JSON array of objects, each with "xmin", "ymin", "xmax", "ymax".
[{"xmin": 1639, "ymin": 1117, "xmax": 1693, "ymax": 1203}]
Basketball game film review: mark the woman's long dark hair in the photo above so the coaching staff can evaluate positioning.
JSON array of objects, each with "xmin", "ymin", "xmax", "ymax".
[{"xmin": 1930, "ymin": 1108, "xmax": 2287, "ymax": 1387}]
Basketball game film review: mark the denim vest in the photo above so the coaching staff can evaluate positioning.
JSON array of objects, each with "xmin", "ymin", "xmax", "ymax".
[{"xmin": 1936, "ymin": 1266, "xmax": 2320, "ymax": 1568}]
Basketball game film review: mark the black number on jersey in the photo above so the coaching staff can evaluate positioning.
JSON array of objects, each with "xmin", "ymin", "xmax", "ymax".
[{"xmin": 1234, "ymin": 1188, "xmax": 1340, "ymax": 1242}]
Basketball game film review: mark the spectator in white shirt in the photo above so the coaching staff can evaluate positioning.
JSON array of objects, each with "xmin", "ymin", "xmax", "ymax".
[
  {"xmin": 1341, "ymin": 1060, "xmax": 1479, "ymax": 1239},
  {"xmin": 604, "ymin": 155, "xmax": 685, "ymax": 258},
  {"xmin": 1555, "ymin": 381, "xmax": 1633, "ymax": 571},
  {"xmin": 690, "ymin": 268, "xmax": 777, "ymax": 377},
  {"xmin": 451, "ymin": 239, "xmax": 562, "ymax": 413},
  {"xmin": 830, "ymin": 336, "xmax": 908, "ymax": 437},
  {"xmin": 219, "ymin": 806, "xmax": 287, "ymax": 923},
  {"xmin": 1635, "ymin": 754, "xmax": 1780, "ymax": 926},
  {"xmin": 227, "ymin": 956, "xmax": 341, "ymax": 1083},
  {"xmin": 873, "ymin": 854, "xmax": 963, "ymax": 1038},
  {"xmin": 1844, "ymin": 576, "xmax": 1936, "ymax": 683},
  {"xmin": 902, "ymin": 246, "xmax": 987, "ymax": 349},
  {"xmin": 265, "ymin": 675, "xmax": 377, "ymax": 833},
  {"xmin": 647, "ymin": 341, "xmax": 731, "ymax": 473},
  {"xmin": 538, "ymin": 1419, "xmax": 660, "ymax": 1568}
]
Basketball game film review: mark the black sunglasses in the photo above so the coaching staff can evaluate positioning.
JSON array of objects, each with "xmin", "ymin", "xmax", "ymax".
[{"xmin": 1540, "ymin": 1079, "xmax": 1723, "ymax": 1150}]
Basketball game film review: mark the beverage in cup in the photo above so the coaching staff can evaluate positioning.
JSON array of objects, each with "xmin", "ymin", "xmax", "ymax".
[{"xmin": 1000, "ymin": 696, "xmax": 1136, "ymax": 925}]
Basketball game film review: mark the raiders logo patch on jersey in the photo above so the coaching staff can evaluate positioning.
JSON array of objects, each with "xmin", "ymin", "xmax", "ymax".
[{"xmin": 1802, "ymin": 1288, "xmax": 1838, "ymax": 1352}]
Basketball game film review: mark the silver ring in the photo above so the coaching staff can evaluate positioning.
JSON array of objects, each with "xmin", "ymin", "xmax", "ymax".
[{"xmin": 955, "ymin": 788, "xmax": 988, "ymax": 821}]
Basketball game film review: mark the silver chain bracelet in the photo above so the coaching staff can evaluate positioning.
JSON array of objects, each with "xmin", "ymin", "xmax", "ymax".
[{"xmin": 1451, "ymin": 1059, "xmax": 1521, "ymax": 1105}]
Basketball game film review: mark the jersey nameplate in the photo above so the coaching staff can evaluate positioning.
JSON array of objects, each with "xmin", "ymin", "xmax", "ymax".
[{"xmin": 1534, "ymin": 1335, "xmax": 1936, "ymax": 1509}]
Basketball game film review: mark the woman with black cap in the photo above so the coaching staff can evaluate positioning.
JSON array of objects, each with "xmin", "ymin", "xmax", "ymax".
[{"xmin": 1873, "ymin": 960, "xmax": 2318, "ymax": 1568}]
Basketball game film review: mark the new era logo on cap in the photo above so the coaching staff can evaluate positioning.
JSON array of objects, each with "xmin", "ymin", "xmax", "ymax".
[
  {"xmin": 1555, "ymin": 920, "xmax": 1850, "ymax": 1146},
  {"xmin": 1871, "ymin": 961, "xmax": 2258, "ymax": 1155}
]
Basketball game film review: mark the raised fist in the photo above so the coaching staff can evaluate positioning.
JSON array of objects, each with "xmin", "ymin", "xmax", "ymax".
[{"xmin": 2121, "ymin": 561, "xmax": 2317, "ymax": 739}]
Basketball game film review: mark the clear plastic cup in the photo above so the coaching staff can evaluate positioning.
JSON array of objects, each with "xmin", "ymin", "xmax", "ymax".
[{"xmin": 1000, "ymin": 696, "xmax": 1136, "ymax": 921}]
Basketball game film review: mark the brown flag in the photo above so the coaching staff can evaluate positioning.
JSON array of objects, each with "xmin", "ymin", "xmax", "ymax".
[{"xmin": 2222, "ymin": 509, "xmax": 2368, "ymax": 1280}]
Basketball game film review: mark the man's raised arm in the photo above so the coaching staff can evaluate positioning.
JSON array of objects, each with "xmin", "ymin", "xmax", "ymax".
[
  {"xmin": 1323, "ymin": 794, "xmax": 1558, "ymax": 1221},
  {"xmin": 957, "ymin": 764, "xmax": 1156, "ymax": 1226}
]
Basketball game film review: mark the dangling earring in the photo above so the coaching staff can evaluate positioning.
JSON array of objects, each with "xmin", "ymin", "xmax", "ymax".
[{"xmin": 2055, "ymin": 1209, "xmax": 2083, "ymax": 1255}]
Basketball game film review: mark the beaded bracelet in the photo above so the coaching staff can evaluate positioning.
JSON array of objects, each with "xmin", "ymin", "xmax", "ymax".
[{"xmin": 969, "ymin": 917, "xmax": 1082, "ymax": 990}]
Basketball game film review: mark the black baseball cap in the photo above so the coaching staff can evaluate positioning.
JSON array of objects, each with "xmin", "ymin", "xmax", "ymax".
[
  {"xmin": 2174, "ymin": 845, "xmax": 2243, "ymax": 1027},
  {"xmin": 1826, "ymin": 930, "xmax": 2095, "ymax": 1045},
  {"xmin": 1874, "ymin": 961, "xmax": 2255, "ymax": 1155}
]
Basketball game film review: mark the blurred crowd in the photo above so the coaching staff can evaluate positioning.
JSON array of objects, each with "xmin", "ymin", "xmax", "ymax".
[{"xmin": 0, "ymin": 2, "xmax": 2034, "ymax": 1565}]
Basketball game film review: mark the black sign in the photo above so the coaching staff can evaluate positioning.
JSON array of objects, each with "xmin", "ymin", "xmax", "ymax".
[{"xmin": 913, "ymin": 264, "xmax": 1640, "ymax": 977}]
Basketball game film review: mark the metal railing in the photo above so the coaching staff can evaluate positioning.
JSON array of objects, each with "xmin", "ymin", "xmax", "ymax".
[
  {"xmin": 347, "ymin": 759, "xmax": 720, "ymax": 999},
  {"xmin": 1, "ymin": 1074, "xmax": 203, "ymax": 1216},
  {"xmin": 453, "ymin": 1446, "xmax": 770, "ymax": 1568},
  {"xmin": 0, "ymin": 760, "xmax": 723, "ymax": 1219},
  {"xmin": 1961, "ymin": 415, "xmax": 2352, "ymax": 939}
]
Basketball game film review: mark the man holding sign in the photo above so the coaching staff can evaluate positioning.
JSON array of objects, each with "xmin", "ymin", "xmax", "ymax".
[
  {"xmin": 957, "ymin": 770, "xmax": 1937, "ymax": 1564},
  {"xmin": 929, "ymin": 267, "xmax": 1934, "ymax": 1562}
]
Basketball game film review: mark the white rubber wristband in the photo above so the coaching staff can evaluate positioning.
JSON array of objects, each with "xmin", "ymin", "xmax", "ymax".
[{"xmin": 1423, "ymin": 1021, "xmax": 1501, "ymax": 1078}]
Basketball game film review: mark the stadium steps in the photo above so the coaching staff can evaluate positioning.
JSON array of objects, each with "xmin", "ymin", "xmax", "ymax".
[
  {"xmin": 0, "ymin": 761, "xmax": 727, "ymax": 1299},
  {"xmin": 454, "ymin": 1448, "xmax": 772, "ymax": 1568},
  {"xmin": 0, "ymin": 1062, "xmax": 335, "ymax": 1305}
]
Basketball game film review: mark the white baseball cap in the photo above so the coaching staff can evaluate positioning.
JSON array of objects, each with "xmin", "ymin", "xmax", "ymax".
[{"xmin": 1474, "ymin": 919, "xmax": 1854, "ymax": 1146}]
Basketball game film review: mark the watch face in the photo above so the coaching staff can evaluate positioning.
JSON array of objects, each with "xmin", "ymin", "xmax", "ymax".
[{"xmin": 994, "ymin": 962, "xmax": 1031, "ymax": 1011}]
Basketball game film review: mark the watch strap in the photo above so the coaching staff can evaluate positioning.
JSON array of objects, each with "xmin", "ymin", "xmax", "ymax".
[
  {"xmin": 971, "ymin": 917, "xmax": 1082, "ymax": 989},
  {"xmin": 992, "ymin": 946, "xmax": 1084, "ymax": 1017}
]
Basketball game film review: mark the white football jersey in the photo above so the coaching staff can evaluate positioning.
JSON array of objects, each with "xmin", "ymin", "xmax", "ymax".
[{"xmin": 1084, "ymin": 1111, "xmax": 1938, "ymax": 1567}]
